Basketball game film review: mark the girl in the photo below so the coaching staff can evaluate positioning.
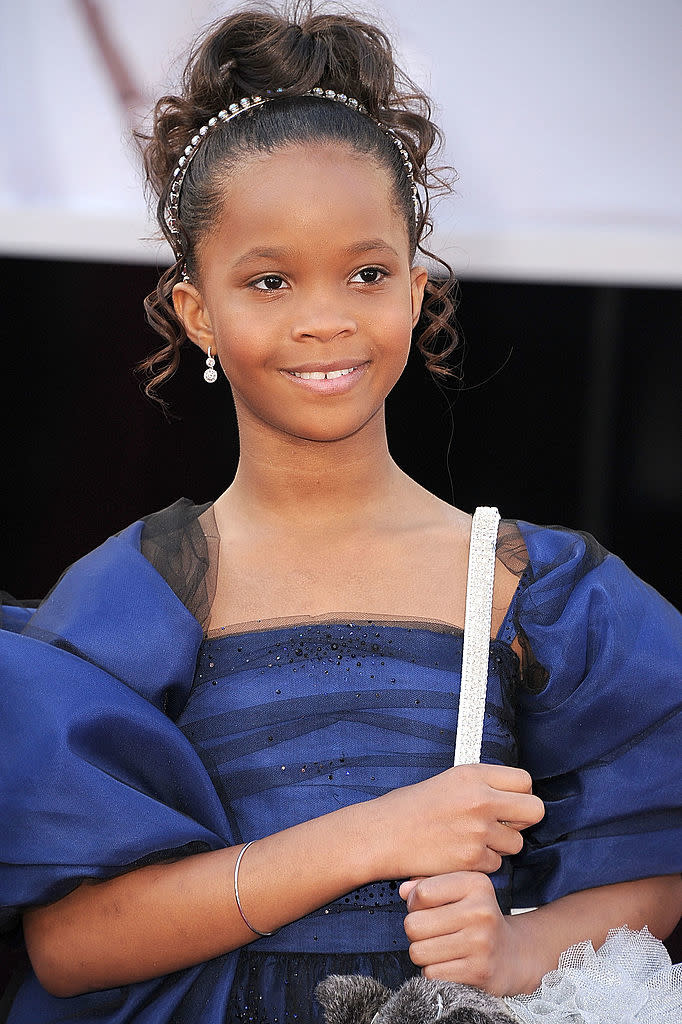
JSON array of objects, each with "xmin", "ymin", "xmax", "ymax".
[{"xmin": 1, "ymin": 6, "xmax": 681, "ymax": 1023}]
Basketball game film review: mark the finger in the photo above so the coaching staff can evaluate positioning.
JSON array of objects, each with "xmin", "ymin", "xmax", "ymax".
[
  {"xmin": 406, "ymin": 871, "xmax": 494, "ymax": 912},
  {"xmin": 409, "ymin": 933, "xmax": 471, "ymax": 968},
  {"xmin": 406, "ymin": 872, "xmax": 473, "ymax": 911},
  {"xmin": 403, "ymin": 902, "xmax": 469, "ymax": 943},
  {"xmin": 493, "ymin": 791, "xmax": 545, "ymax": 828},
  {"xmin": 474, "ymin": 765, "xmax": 534, "ymax": 793},
  {"xmin": 456, "ymin": 847, "xmax": 503, "ymax": 876},
  {"xmin": 398, "ymin": 878, "xmax": 421, "ymax": 900},
  {"xmin": 479, "ymin": 846, "xmax": 503, "ymax": 875},
  {"xmin": 459, "ymin": 843, "xmax": 503, "ymax": 876},
  {"xmin": 421, "ymin": 958, "xmax": 485, "ymax": 986},
  {"xmin": 487, "ymin": 822, "xmax": 525, "ymax": 857}
]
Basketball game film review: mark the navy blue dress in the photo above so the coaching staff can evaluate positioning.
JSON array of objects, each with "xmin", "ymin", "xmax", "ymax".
[
  {"xmin": 1, "ymin": 500, "xmax": 680, "ymax": 1023},
  {"xmin": 182, "ymin": 616, "xmax": 519, "ymax": 1022}
]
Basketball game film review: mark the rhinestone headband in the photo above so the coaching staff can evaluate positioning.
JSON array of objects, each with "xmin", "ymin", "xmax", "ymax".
[{"xmin": 164, "ymin": 87, "xmax": 420, "ymax": 258}]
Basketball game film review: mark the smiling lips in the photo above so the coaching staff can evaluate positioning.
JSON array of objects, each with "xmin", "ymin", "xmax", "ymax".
[
  {"xmin": 281, "ymin": 361, "xmax": 369, "ymax": 393},
  {"xmin": 291, "ymin": 367, "xmax": 355, "ymax": 380}
]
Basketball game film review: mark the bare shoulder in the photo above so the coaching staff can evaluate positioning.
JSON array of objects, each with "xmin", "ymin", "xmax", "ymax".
[
  {"xmin": 386, "ymin": 477, "xmax": 471, "ymax": 537},
  {"xmin": 410, "ymin": 490, "xmax": 521, "ymax": 637}
]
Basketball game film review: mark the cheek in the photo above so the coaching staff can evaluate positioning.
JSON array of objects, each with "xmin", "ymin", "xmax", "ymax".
[
  {"xmin": 211, "ymin": 310, "xmax": 270, "ymax": 374},
  {"xmin": 373, "ymin": 295, "xmax": 414, "ymax": 356}
]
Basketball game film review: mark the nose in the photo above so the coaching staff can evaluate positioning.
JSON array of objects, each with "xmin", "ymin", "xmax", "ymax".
[{"xmin": 290, "ymin": 290, "xmax": 358, "ymax": 344}]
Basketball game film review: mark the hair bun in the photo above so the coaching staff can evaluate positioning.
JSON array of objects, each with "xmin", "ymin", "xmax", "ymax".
[{"xmin": 183, "ymin": 9, "xmax": 407, "ymax": 120}]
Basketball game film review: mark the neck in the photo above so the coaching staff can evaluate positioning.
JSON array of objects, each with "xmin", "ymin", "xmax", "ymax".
[{"xmin": 218, "ymin": 407, "xmax": 409, "ymax": 534}]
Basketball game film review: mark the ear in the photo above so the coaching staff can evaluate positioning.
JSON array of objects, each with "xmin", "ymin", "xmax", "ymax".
[
  {"xmin": 410, "ymin": 265, "xmax": 429, "ymax": 328},
  {"xmin": 172, "ymin": 281, "xmax": 214, "ymax": 355}
]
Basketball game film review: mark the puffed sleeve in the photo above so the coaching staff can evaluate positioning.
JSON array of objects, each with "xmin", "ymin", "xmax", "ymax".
[
  {"xmin": 0, "ymin": 520, "xmax": 232, "ymax": 930},
  {"xmin": 510, "ymin": 523, "xmax": 682, "ymax": 908}
]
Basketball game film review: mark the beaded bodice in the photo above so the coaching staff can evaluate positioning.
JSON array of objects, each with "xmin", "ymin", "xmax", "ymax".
[
  {"xmin": 176, "ymin": 616, "xmax": 521, "ymax": 941},
  {"xmin": 174, "ymin": 616, "xmax": 521, "ymax": 1021}
]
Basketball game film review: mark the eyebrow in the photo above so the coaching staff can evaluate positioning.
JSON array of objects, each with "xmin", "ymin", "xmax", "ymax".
[
  {"xmin": 233, "ymin": 238, "xmax": 400, "ymax": 266},
  {"xmin": 345, "ymin": 239, "xmax": 401, "ymax": 259},
  {"xmin": 233, "ymin": 246, "xmax": 296, "ymax": 266}
]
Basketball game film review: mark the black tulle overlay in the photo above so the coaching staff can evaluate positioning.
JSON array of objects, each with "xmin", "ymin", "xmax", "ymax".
[{"xmin": 228, "ymin": 950, "xmax": 419, "ymax": 1022}]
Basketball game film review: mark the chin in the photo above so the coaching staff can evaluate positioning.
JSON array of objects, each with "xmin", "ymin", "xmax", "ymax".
[
  {"xmin": 233, "ymin": 389, "xmax": 387, "ymax": 445},
  {"xmin": 278, "ymin": 407, "xmax": 383, "ymax": 444},
  {"xmin": 287, "ymin": 422, "xmax": 374, "ymax": 444}
]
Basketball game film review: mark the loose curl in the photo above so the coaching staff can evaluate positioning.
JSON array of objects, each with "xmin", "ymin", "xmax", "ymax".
[{"xmin": 136, "ymin": 2, "xmax": 459, "ymax": 408}]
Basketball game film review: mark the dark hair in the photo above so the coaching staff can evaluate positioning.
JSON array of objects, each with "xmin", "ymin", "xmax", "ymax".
[{"xmin": 137, "ymin": 2, "xmax": 459, "ymax": 406}]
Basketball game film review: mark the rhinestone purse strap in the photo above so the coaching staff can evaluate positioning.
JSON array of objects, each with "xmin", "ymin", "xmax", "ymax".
[{"xmin": 453, "ymin": 506, "xmax": 501, "ymax": 766}]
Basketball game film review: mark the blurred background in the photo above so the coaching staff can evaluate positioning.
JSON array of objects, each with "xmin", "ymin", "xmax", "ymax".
[
  {"xmin": 1, "ymin": 0, "xmax": 680, "ymax": 601},
  {"xmin": 1, "ymin": 0, "xmax": 681, "ymax": 995}
]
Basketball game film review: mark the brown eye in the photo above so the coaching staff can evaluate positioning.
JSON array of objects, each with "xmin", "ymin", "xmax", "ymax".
[
  {"xmin": 253, "ymin": 275, "xmax": 286, "ymax": 291},
  {"xmin": 352, "ymin": 267, "xmax": 386, "ymax": 284}
]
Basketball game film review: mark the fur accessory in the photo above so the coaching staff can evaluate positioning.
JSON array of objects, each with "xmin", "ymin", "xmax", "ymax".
[{"xmin": 316, "ymin": 974, "xmax": 518, "ymax": 1024}]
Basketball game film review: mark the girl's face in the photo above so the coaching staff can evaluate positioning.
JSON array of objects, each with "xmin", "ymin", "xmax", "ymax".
[{"xmin": 175, "ymin": 142, "xmax": 427, "ymax": 445}]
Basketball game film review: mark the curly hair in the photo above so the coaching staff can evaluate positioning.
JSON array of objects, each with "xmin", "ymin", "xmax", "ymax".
[{"xmin": 137, "ymin": 2, "xmax": 459, "ymax": 407}]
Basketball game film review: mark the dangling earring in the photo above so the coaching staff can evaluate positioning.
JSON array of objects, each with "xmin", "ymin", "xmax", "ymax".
[{"xmin": 204, "ymin": 346, "xmax": 218, "ymax": 383}]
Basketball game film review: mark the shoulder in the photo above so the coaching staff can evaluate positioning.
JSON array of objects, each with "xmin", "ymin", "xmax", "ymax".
[
  {"xmin": 505, "ymin": 516, "xmax": 679, "ymax": 633},
  {"xmin": 138, "ymin": 497, "xmax": 216, "ymax": 625},
  {"xmin": 4, "ymin": 498, "xmax": 208, "ymax": 713},
  {"xmin": 43, "ymin": 496, "xmax": 212, "ymax": 601},
  {"xmin": 498, "ymin": 519, "xmax": 607, "ymax": 582},
  {"xmin": 497, "ymin": 518, "xmax": 660, "ymax": 614},
  {"xmin": 24, "ymin": 496, "xmax": 209, "ymax": 622},
  {"xmin": 504, "ymin": 518, "xmax": 680, "ymax": 711},
  {"xmin": 508, "ymin": 518, "xmax": 677, "ymax": 620},
  {"xmin": 138, "ymin": 496, "xmax": 213, "ymax": 544},
  {"xmin": 494, "ymin": 520, "xmax": 606, "ymax": 633},
  {"xmin": 65, "ymin": 494, "xmax": 216, "ymax": 626}
]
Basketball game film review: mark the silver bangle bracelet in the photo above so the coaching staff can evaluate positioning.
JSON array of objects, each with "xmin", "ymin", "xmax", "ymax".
[{"xmin": 233, "ymin": 840, "xmax": 278, "ymax": 937}]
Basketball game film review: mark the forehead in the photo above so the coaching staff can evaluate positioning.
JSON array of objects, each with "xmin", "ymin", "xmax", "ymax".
[{"xmin": 201, "ymin": 142, "xmax": 410, "ymax": 262}]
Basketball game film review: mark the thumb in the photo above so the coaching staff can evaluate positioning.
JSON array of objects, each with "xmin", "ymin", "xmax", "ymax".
[{"xmin": 399, "ymin": 877, "xmax": 425, "ymax": 901}]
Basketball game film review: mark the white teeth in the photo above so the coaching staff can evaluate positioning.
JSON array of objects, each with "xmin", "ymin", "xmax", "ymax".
[{"xmin": 290, "ymin": 367, "xmax": 357, "ymax": 380}]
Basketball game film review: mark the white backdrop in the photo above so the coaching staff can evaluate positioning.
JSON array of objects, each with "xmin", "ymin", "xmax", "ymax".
[{"xmin": 1, "ymin": 0, "xmax": 681, "ymax": 283}]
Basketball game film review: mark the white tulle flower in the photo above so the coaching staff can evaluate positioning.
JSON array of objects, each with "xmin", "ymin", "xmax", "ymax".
[{"xmin": 504, "ymin": 926, "xmax": 682, "ymax": 1024}]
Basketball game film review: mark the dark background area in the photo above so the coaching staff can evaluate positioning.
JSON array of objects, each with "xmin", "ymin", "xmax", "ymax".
[
  {"xmin": 2, "ymin": 256, "xmax": 680, "ymax": 605},
  {"xmin": 1, "ymin": 257, "xmax": 681, "ymax": 996}
]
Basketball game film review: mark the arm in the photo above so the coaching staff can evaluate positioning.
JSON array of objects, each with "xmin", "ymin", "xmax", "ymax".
[
  {"xmin": 508, "ymin": 874, "xmax": 682, "ymax": 989},
  {"xmin": 25, "ymin": 803, "xmax": 369, "ymax": 998},
  {"xmin": 23, "ymin": 763, "xmax": 543, "ymax": 998},
  {"xmin": 401, "ymin": 871, "xmax": 682, "ymax": 996}
]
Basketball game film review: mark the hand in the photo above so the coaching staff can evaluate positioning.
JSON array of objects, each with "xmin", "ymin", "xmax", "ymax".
[
  {"xmin": 370, "ymin": 764, "xmax": 544, "ymax": 879},
  {"xmin": 400, "ymin": 871, "xmax": 532, "ymax": 997}
]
